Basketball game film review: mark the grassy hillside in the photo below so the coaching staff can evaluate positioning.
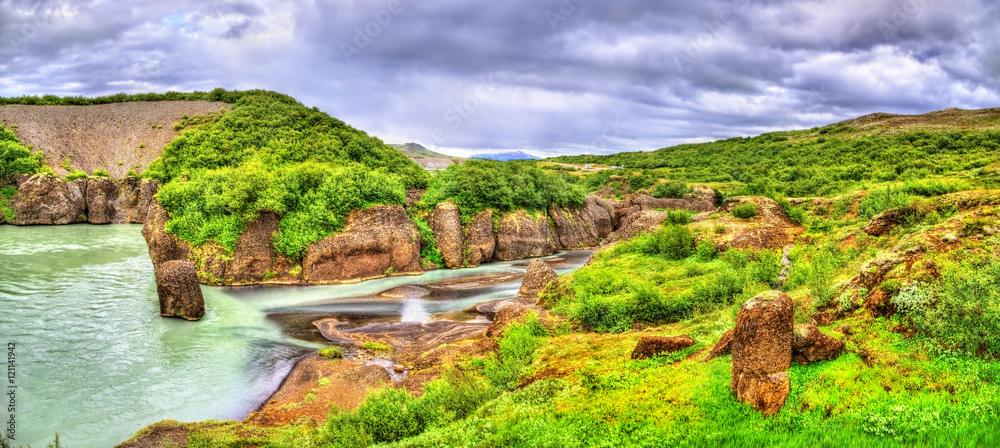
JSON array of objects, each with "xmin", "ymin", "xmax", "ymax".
[
  {"xmin": 549, "ymin": 108, "xmax": 1000, "ymax": 198},
  {"xmin": 390, "ymin": 142, "xmax": 457, "ymax": 160}
]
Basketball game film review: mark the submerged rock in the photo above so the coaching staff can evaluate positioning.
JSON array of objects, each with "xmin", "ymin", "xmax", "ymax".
[
  {"xmin": 518, "ymin": 258, "xmax": 558, "ymax": 298},
  {"xmin": 730, "ymin": 291, "xmax": 794, "ymax": 415},
  {"xmin": 11, "ymin": 174, "xmax": 87, "ymax": 225},
  {"xmin": 154, "ymin": 260, "xmax": 205, "ymax": 321},
  {"xmin": 303, "ymin": 205, "xmax": 422, "ymax": 283},
  {"xmin": 630, "ymin": 335, "xmax": 696, "ymax": 360}
]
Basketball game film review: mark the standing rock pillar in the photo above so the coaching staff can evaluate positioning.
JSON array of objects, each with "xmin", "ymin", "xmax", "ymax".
[{"xmin": 730, "ymin": 290, "xmax": 794, "ymax": 415}]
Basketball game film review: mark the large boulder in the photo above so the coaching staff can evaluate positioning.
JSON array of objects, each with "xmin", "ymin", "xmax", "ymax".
[
  {"xmin": 792, "ymin": 325, "xmax": 845, "ymax": 364},
  {"xmin": 141, "ymin": 203, "xmax": 191, "ymax": 267},
  {"xmin": 630, "ymin": 335, "xmax": 696, "ymax": 360},
  {"xmin": 518, "ymin": 259, "xmax": 558, "ymax": 298},
  {"xmin": 428, "ymin": 201, "xmax": 464, "ymax": 268},
  {"xmin": 548, "ymin": 195, "xmax": 614, "ymax": 249},
  {"xmin": 154, "ymin": 260, "xmax": 205, "ymax": 321},
  {"xmin": 194, "ymin": 211, "xmax": 285, "ymax": 284},
  {"xmin": 703, "ymin": 329, "xmax": 735, "ymax": 362},
  {"xmin": 111, "ymin": 177, "xmax": 140, "ymax": 224},
  {"xmin": 11, "ymin": 174, "xmax": 87, "ymax": 225},
  {"xmin": 303, "ymin": 205, "xmax": 423, "ymax": 283},
  {"xmin": 465, "ymin": 209, "xmax": 496, "ymax": 267},
  {"xmin": 730, "ymin": 291, "xmax": 794, "ymax": 415},
  {"xmin": 605, "ymin": 210, "xmax": 667, "ymax": 243},
  {"xmin": 494, "ymin": 210, "xmax": 557, "ymax": 260},
  {"xmin": 863, "ymin": 207, "xmax": 912, "ymax": 237},
  {"xmin": 86, "ymin": 177, "xmax": 119, "ymax": 224}
]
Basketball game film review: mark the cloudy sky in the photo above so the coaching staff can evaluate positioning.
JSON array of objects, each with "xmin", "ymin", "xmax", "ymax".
[{"xmin": 0, "ymin": 0, "xmax": 998, "ymax": 157}]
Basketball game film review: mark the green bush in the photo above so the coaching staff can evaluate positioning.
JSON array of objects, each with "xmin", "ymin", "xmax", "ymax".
[
  {"xmin": 908, "ymin": 262, "xmax": 1000, "ymax": 358},
  {"xmin": 65, "ymin": 170, "xmax": 88, "ymax": 181},
  {"xmin": 412, "ymin": 216, "xmax": 445, "ymax": 266},
  {"xmin": 857, "ymin": 186, "xmax": 912, "ymax": 221},
  {"xmin": 92, "ymin": 169, "xmax": 110, "ymax": 178},
  {"xmin": 0, "ymin": 126, "xmax": 42, "ymax": 185},
  {"xmin": 665, "ymin": 209, "xmax": 693, "ymax": 225},
  {"xmin": 652, "ymin": 181, "xmax": 691, "ymax": 199},
  {"xmin": 0, "ymin": 186, "xmax": 16, "ymax": 223},
  {"xmin": 420, "ymin": 160, "xmax": 584, "ymax": 218},
  {"xmin": 695, "ymin": 240, "xmax": 717, "ymax": 261},
  {"xmin": 319, "ymin": 347, "xmax": 343, "ymax": 359},
  {"xmin": 643, "ymin": 225, "xmax": 694, "ymax": 260},
  {"xmin": 484, "ymin": 314, "xmax": 549, "ymax": 390},
  {"xmin": 731, "ymin": 203, "xmax": 758, "ymax": 219}
]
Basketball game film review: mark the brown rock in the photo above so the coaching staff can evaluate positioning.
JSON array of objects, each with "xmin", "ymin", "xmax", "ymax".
[
  {"xmin": 86, "ymin": 177, "xmax": 119, "ymax": 224},
  {"xmin": 303, "ymin": 205, "xmax": 422, "ymax": 283},
  {"xmin": 111, "ymin": 177, "xmax": 140, "ymax": 224},
  {"xmin": 605, "ymin": 210, "xmax": 667, "ymax": 243},
  {"xmin": 229, "ymin": 211, "xmax": 279, "ymax": 283},
  {"xmin": 691, "ymin": 196, "xmax": 803, "ymax": 252},
  {"xmin": 548, "ymin": 195, "xmax": 614, "ymax": 249},
  {"xmin": 792, "ymin": 325, "xmax": 845, "ymax": 364},
  {"xmin": 494, "ymin": 210, "xmax": 555, "ymax": 260},
  {"xmin": 630, "ymin": 335, "xmax": 696, "ymax": 360},
  {"xmin": 485, "ymin": 302, "xmax": 554, "ymax": 339},
  {"xmin": 11, "ymin": 174, "xmax": 87, "ymax": 225},
  {"xmin": 863, "ymin": 207, "xmax": 912, "ymax": 237},
  {"xmin": 141, "ymin": 202, "xmax": 191, "ymax": 267},
  {"xmin": 465, "ymin": 209, "xmax": 496, "ymax": 267},
  {"xmin": 134, "ymin": 179, "xmax": 159, "ymax": 224},
  {"xmin": 154, "ymin": 260, "xmax": 205, "ymax": 321},
  {"xmin": 703, "ymin": 329, "xmax": 734, "ymax": 362},
  {"xmin": 428, "ymin": 201, "xmax": 463, "ymax": 268},
  {"xmin": 730, "ymin": 291, "xmax": 794, "ymax": 415},
  {"xmin": 518, "ymin": 259, "xmax": 558, "ymax": 298}
]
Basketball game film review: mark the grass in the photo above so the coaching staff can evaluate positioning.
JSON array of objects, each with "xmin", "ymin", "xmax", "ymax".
[
  {"xmin": 319, "ymin": 347, "xmax": 343, "ymax": 359},
  {"xmin": 363, "ymin": 342, "xmax": 392, "ymax": 352}
]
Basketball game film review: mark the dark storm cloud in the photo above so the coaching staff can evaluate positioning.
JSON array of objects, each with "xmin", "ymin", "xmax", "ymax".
[{"xmin": 0, "ymin": 0, "xmax": 997, "ymax": 156}]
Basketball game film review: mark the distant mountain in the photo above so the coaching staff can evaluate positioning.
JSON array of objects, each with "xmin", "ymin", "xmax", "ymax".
[
  {"xmin": 389, "ymin": 142, "xmax": 456, "ymax": 159},
  {"xmin": 469, "ymin": 151, "xmax": 541, "ymax": 161}
]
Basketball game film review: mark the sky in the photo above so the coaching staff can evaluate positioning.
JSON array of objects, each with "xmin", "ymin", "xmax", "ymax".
[{"xmin": 0, "ymin": 0, "xmax": 998, "ymax": 158}]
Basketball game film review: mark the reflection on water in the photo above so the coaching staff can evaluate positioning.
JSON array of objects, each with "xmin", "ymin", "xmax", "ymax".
[{"xmin": 0, "ymin": 224, "xmax": 592, "ymax": 447}]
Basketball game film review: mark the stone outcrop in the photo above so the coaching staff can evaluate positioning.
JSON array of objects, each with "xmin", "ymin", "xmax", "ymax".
[
  {"xmin": 141, "ymin": 203, "xmax": 191, "ymax": 267},
  {"xmin": 494, "ymin": 210, "xmax": 558, "ymax": 260},
  {"xmin": 10, "ymin": 174, "xmax": 87, "ymax": 225},
  {"xmin": 704, "ymin": 329, "xmax": 735, "ymax": 362},
  {"xmin": 303, "ymin": 205, "xmax": 423, "ymax": 283},
  {"xmin": 465, "ymin": 209, "xmax": 496, "ymax": 266},
  {"xmin": 154, "ymin": 260, "xmax": 205, "ymax": 321},
  {"xmin": 518, "ymin": 259, "xmax": 558, "ymax": 298},
  {"xmin": 863, "ymin": 207, "xmax": 913, "ymax": 237},
  {"xmin": 192, "ymin": 211, "xmax": 292, "ymax": 285},
  {"xmin": 485, "ymin": 302, "xmax": 558, "ymax": 339},
  {"xmin": 85, "ymin": 177, "xmax": 119, "ymax": 224},
  {"xmin": 548, "ymin": 195, "xmax": 614, "ymax": 249},
  {"xmin": 730, "ymin": 291, "xmax": 794, "ymax": 415},
  {"xmin": 792, "ymin": 324, "xmax": 845, "ymax": 364},
  {"xmin": 630, "ymin": 335, "xmax": 696, "ymax": 360},
  {"xmin": 112, "ymin": 178, "xmax": 158, "ymax": 224},
  {"xmin": 428, "ymin": 201, "xmax": 464, "ymax": 268},
  {"xmin": 692, "ymin": 196, "xmax": 803, "ymax": 252}
]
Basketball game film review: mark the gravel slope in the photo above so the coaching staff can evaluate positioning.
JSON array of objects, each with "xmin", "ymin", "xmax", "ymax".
[{"xmin": 0, "ymin": 101, "xmax": 230, "ymax": 177}]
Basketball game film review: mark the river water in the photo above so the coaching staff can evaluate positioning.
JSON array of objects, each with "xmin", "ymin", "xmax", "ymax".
[{"xmin": 0, "ymin": 224, "xmax": 590, "ymax": 447}]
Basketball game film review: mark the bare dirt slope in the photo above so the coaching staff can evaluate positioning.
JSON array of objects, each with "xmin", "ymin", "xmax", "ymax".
[
  {"xmin": 0, "ymin": 101, "xmax": 230, "ymax": 177},
  {"xmin": 836, "ymin": 107, "xmax": 1000, "ymax": 131}
]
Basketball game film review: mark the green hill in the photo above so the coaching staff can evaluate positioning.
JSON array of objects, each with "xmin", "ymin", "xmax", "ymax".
[{"xmin": 390, "ymin": 142, "xmax": 457, "ymax": 159}]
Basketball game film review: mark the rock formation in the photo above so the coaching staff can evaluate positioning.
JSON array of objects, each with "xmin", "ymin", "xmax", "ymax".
[
  {"xmin": 141, "ymin": 202, "xmax": 191, "ymax": 268},
  {"xmin": 154, "ymin": 260, "xmax": 205, "ymax": 321},
  {"xmin": 494, "ymin": 210, "xmax": 558, "ymax": 260},
  {"xmin": 10, "ymin": 174, "xmax": 87, "ymax": 225},
  {"xmin": 630, "ymin": 335, "xmax": 696, "ymax": 360},
  {"xmin": 428, "ymin": 201, "xmax": 464, "ymax": 268},
  {"xmin": 730, "ymin": 291, "xmax": 794, "ymax": 415},
  {"xmin": 548, "ymin": 195, "xmax": 615, "ymax": 249},
  {"xmin": 518, "ymin": 259, "xmax": 558, "ymax": 298},
  {"xmin": 85, "ymin": 177, "xmax": 119, "ymax": 224},
  {"xmin": 792, "ymin": 324, "xmax": 845, "ymax": 364},
  {"xmin": 691, "ymin": 196, "xmax": 803, "ymax": 252},
  {"xmin": 465, "ymin": 209, "xmax": 496, "ymax": 266},
  {"xmin": 303, "ymin": 205, "xmax": 423, "ymax": 283}
]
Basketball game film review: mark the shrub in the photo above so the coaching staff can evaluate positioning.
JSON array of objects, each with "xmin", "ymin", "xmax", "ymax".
[
  {"xmin": 665, "ymin": 209, "xmax": 693, "ymax": 225},
  {"xmin": 0, "ymin": 186, "xmax": 16, "ymax": 223},
  {"xmin": 651, "ymin": 225, "xmax": 694, "ymax": 260},
  {"xmin": 65, "ymin": 170, "xmax": 88, "ymax": 181},
  {"xmin": 484, "ymin": 314, "xmax": 549, "ymax": 390},
  {"xmin": 892, "ymin": 284, "xmax": 932, "ymax": 315},
  {"xmin": 319, "ymin": 347, "xmax": 343, "ymax": 359},
  {"xmin": 857, "ymin": 186, "xmax": 912, "ymax": 221},
  {"xmin": 910, "ymin": 262, "xmax": 1000, "ymax": 358},
  {"xmin": 412, "ymin": 216, "xmax": 445, "ymax": 266},
  {"xmin": 92, "ymin": 169, "xmax": 111, "ymax": 178},
  {"xmin": 731, "ymin": 203, "xmax": 758, "ymax": 219},
  {"xmin": 651, "ymin": 181, "xmax": 691, "ymax": 199},
  {"xmin": 363, "ymin": 341, "xmax": 392, "ymax": 352},
  {"xmin": 695, "ymin": 240, "xmax": 717, "ymax": 261},
  {"xmin": 0, "ymin": 128, "xmax": 43, "ymax": 185}
]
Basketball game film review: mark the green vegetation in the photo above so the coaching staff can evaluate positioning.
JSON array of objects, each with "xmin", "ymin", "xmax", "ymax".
[
  {"xmin": 420, "ymin": 160, "xmax": 584, "ymax": 218},
  {"xmin": 363, "ymin": 342, "xmax": 392, "ymax": 352},
  {"xmin": 651, "ymin": 180, "xmax": 691, "ymax": 199},
  {"xmin": 147, "ymin": 90, "xmax": 428, "ymax": 259},
  {"xmin": 0, "ymin": 124, "xmax": 43, "ymax": 186},
  {"xmin": 0, "ymin": 87, "xmax": 248, "ymax": 106},
  {"xmin": 92, "ymin": 168, "xmax": 111, "ymax": 178},
  {"xmin": 412, "ymin": 216, "xmax": 445, "ymax": 267},
  {"xmin": 731, "ymin": 203, "xmax": 758, "ymax": 219},
  {"xmin": 65, "ymin": 170, "xmax": 88, "ymax": 181},
  {"xmin": 319, "ymin": 347, "xmax": 343, "ymax": 359},
  {"xmin": 0, "ymin": 186, "xmax": 16, "ymax": 223}
]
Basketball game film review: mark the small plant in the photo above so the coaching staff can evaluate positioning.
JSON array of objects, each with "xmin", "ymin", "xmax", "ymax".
[
  {"xmin": 695, "ymin": 240, "xmax": 717, "ymax": 261},
  {"xmin": 892, "ymin": 284, "xmax": 932, "ymax": 315},
  {"xmin": 304, "ymin": 392, "xmax": 317, "ymax": 403},
  {"xmin": 651, "ymin": 180, "xmax": 691, "ymax": 199},
  {"xmin": 138, "ymin": 143, "xmax": 146, "ymax": 149},
  {"xmin": 61, "ymin": 158, "xmax": 71, "ymax": 171},
  {"xmin": 385, "ymin": 266, "xmax": 396, "ymax": 276},
  {"xmin": 126, "ymin": 169, "xmax": 140, "ymax": 178},
  {"xmin": 363, "ymin": 341, "xmax": 391, "ymax": 352},
  {"xmin": 731, "ymin": 203, "xmax": 758, "ymax": 219},
  {"xmin": 713, "ymin": 224, "xmax": 726, "ymax": 234},
  {"xmin": 319, "ymin": 347, "xmax": 343, "ymax": 359},
  {"xmin": 666, "ymin": 209, "xmax": 693, "ymax": 225},
  {"xmin": 318, "ymin": 377, "xmax": 331, "ymax": 387},
  {"xmin": 92, "ymin": 169, "xmax": 111, "ymax": 178}
]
